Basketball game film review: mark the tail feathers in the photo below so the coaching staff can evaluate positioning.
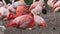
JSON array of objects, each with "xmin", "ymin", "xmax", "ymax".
[
  {"xmin": 6, "ymin": 22, "xmax": 16, "ymax": 28},
  {"xmin": 40, "ymin": 22, "xmax": 47, "ymax": 30}
]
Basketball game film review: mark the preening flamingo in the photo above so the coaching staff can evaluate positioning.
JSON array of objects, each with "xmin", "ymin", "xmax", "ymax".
[
  {"xmin": 29, "ymin": 0, "xmax": 45, "ymax": 11},
  {"xmin": 29, "ymin": 0, "xmax": 47, "ymax": 14}
]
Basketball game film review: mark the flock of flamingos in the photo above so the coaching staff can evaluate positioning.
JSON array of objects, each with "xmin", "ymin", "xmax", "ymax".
[{"xmin": 0, "ymin": 0, "xmax": 60, "ymax": 34}]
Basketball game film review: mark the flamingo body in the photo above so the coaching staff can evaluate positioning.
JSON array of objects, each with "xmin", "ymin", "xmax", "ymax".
[{"xmin": 6, "ymin": 14, "xmax": 35, "ymax": 29}]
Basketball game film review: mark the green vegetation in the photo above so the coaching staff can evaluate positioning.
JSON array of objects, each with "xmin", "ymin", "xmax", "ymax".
[
  {"xmin": 0, "ymin": 0, "xmax": 33, "ymax": 5},
  {"xmin": 25, "ymin": 0, "xmax": 33, "ymax": 5}
]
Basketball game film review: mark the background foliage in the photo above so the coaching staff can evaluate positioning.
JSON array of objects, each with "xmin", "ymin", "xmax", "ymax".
[{"xmin": 0, "ymin": 0, "xmax": 33, "ymax": 5}]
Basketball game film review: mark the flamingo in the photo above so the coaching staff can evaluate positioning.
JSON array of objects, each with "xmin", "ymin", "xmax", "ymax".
[
  {"xmin": 29, "ymin": 0, "xmax": 45, "ymax": 11},
  {"xmin": 6, "ymin": 13, "xmax": 35, "ymax": 30},
  {"xmin": 52, "ymin": 1, "xmax": 60, "ymax": 30},
  {"xmin": 6, "ymin": 5, "xmax": 47, "ymax": 30},
  {"xmin": 31, "ymin": 5, "xmax": 47, "ymax": 29},
  {"xmin": 29, "ymin": 0, "xmax": 47, "ymax": 14},
  {"xmin": 47, "ymin": 0, "xmax": 59, "ymax": 30},
  {"xmin": 47, "ymin": 0, "xmax": 58, "ymax": 13},
  {"xmin": 53, "ymin": 1, "xmax": 60, "ymax": 12}
]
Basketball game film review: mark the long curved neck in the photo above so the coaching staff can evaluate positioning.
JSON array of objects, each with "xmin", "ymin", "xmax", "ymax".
[
  {"xmin": 19, "ymin": 0, "xmax": 25, "ymax": 2},
  {"xmin": 29, "ymin": 13, "xmax": 34, "ymax": 18}
]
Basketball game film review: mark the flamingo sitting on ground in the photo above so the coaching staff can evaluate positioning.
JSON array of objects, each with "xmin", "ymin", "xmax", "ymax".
[
  {"xmin": 31, "ymin": 5, "xmax": 47, "ymax": 29},
  {"xmin": 6, "ymin": 6, "xmax": 47, "ymax": 30},
  {"xmin": 6, "ymin": 13, "xmax": 35, "ymax": 30}
]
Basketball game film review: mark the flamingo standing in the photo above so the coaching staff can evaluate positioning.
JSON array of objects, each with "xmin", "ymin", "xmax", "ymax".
[
  {"xmin": 14, "ymin": 0, "xmax": 28, "ymax": 17},
  {"xmin": 29, "ymin": 0, "xmax": 46, "ymax": 14},
  {"xmin": 6, "ymin": 13, "xmax": 35, "ymax": 30},
  {"xmin": 0, "ymin": 7, "xmax": 10, "ymax": 19},
  {"xmin": 47, "ymin": 0, "xmax": 58, "ymax": 12},
  {"xmin": 3, "ymin": 0, "xmax": 27, "ymax": 21}
]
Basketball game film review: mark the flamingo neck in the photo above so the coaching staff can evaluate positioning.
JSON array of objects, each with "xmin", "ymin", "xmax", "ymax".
[{"xmin": 29, "ymin": 13, "xmax": 34, "ymax": 18}]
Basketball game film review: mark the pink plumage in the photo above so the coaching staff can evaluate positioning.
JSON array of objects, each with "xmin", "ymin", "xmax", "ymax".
[
  {"xmin": 6, "ymin": 14, "xmax": 35, "ymax": 30},
  {"xmin": 29, "ymin": 0, "xmax": 44, "ymax": 11},
  {"xmin": 53, "ymin": 1, "xmax": 60, "ymax": 12}
]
